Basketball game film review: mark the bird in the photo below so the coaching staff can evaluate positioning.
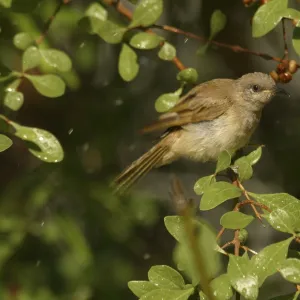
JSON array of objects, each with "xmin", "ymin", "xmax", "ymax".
[{"xmin": 113, "ymin": 72, "xmax": 284, "ymax": 194}]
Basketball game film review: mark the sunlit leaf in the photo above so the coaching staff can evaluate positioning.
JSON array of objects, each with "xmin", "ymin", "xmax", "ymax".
[
  {"xmin": 13, "ymin": 32, "xmax": 34, "ymax": 50},
  {"xmin": 200, "ymin": 182, "xmax": 241, "ymax": 211},
  {"xmin": 85, "ymin": 2, "xmax": 107, "ymax": 22},
  {"xmin": 246, "ymin": 146, "xmax": 262, "ymax": 165},
  {"xmin": 158, "ymin": 42, "xmax": 176, "ymax": 61},
  {"xmin": 22, "ymin": 46, "xmax": 41, "ymax": 72},
  {"xmin": 216, "ymin": 150, "xmax": 231, "ymax": 173},
  {"xmin": 210, "ymin": 10, "xmax": 227, "ymax": 39},
  {"xmin": 130, "ymin": 0, "xmax": 163, "ymax": 27},
  {"xmin": 118, "ymin": 44, "xmax": 139, "ymax": 82},
  {"xmin": 228, "ymin": 254, "xmax": 259, "ymax": 300},
  {"xmin": 155, "ymin": 87, "xmax": 183, "ymax": 112},
  {"xmin": 220, "ymin": 211, "xmax": 254, "ymax": 229},
  {"xmin": 39, "ymin": 49, "xmax": 72, "ymax": 72},
  {"xmin": 194, "ymin": 175, "xmax": 216, "ymax": 196},
  {"xmin": 128, "ymin": 281, "xmax": 158, "ymax": 297},
  {"xmin": 250, "ymin": 237, "xmax": 293, "ymax": 286},
  {"xmin": 176, "ymin": 68, "xmax": 198, "ymax": 84},
  {"xmin": 263, "ymin": 209, "xmax": 295, "ymax": 234},
  {"xmin": 148, "ymin": 265, "xmax": 185, "ymax": 289},
  {"xmin": 140, "ymin": 288, "xmax": 194, "ymax": 300},
  {"xmin": 0, "ymin": 134, "xmax": 12, "ymax": 152},
  {"xmin": 25, "ymin": 74, "xmax": 65, "ymax": 98},
  {"xmin": 279, "ymin": 258, "xmax": 300, "ymax": 284},
  {"xmin": 130, "ymin": 32, "xmax": 162, "ymax": 50}
]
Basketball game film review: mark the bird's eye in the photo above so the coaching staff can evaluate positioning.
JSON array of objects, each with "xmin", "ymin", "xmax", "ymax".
[{"xmin": 251, "ymin": 85, "xmax": 260, "ymax": 92}]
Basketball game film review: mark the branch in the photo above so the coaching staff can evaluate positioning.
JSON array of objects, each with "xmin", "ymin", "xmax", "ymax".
[{"xmin": 282, "ymin": 19, "xmax": 289, "ymax": 60}]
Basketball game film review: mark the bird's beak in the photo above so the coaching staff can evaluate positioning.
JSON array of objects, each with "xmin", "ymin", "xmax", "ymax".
[{"xmin": 275, "ymin": 87, "xmax": 290, "ymax": 97}]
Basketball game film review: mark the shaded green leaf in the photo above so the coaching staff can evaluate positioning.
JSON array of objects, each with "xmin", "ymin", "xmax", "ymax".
[
  {"xmin": 118, "ymin": 44, "xmax": 139, "ymax": 82},
  {"xmin": 130, "ymin": 32, "xmax": 162, "ymax": 50},
  {"xmin": 252, "ymin": 0, "xmax": 288, "ymax": 37},
  {"xmin": 13, "ymin": 32, "xmax": 34, "ymax": 50},
  {"xmin": 263, "ymin": 209, "xmax": 295, "ymax": 234},
  {"xmin": 0, "ymin": 0, "xmax": 11, "ymax": 7},
  {"xmin": 25, "ymin": 74, "xmax": 65, "ymax": 98},
  {"xmin": 0, "ymin": 134, "xmax": 12, "ymax": 152},
  {"xmin": 4, "ymin": 91, "xmax": 24, "ymax": 111},
  {"xmin": 140, "ymin": 288, "xmax": 194, "ymax": 300},
  {"xmin": 128, "ymin": 281, "xmax": 158, "ymax": 297},
  {"xmin": 130, "ymin": 0, "xmax": 163, "ymax": 27},
  {"xmin": 155, "ymin": 87, "xmax": 182, "ymax": 113},
  {"xmin": 39, "ymin": 49, "xmax": 72, "ymax": 72},
  {"xmin": 176, "ymin": 68, "xmax": 198, "ymax": 84},
  {"xmin": 94, "ymin": 19, "xmax": 126, "ymax": 44},
  {"xmin": 194, "ymin": 175, "xmax": 216, "ymax": 196},
  {"xmin": 234, "ymin": 157, "xmax": 253, "ymax": 181},
  {"xmin": 216, "ymin": 150, "xmax": 231, "ymax": 173},
  {"xmin": 220, "ymin": 211, "xmax": 254, "ymax": 229},
  {"xmin": 148, "ymin": 265, "xmax": 185, "ymax": 289},
  {"xmin": 250, "ymin": 237, "xmax": 293, "ymax": 286},
  {"xmin": 22, "ymin": 46, "xmax": 41, "ymax": 72},
  {"xmin": 11, "ymin": 0, "xmax": 41, "ymax": 13},
  {"xmin": 250, "ymin": 193, "xmax": 300, "ymax": 233},
  {"xmin": 228, "ymin": 254, "xmax": 259, "ymax": 300},
  {"xmin": 158, "ymin": 42, "xmax": 176, "ymax": 61},
  {"xmin": 164, "ymin": 216, "xmax": 186, "ymax": 243},
  {"xmin": 9, "ymin": 120, "xmax": 64, "ymax": 162},
  {"xmin": 210, "ymin": 10, "xmax": 227, "ymax": 39},
  {"xmin": 200, "ymin": 181, "xmax": 241, "ymax": 211},
  {"xmin": 279, "ymin": 258, "xmax": 300, "ymax": 284},
  {"xmin": 197, "ymin": 43, "xmax": 209, "ymax": 56}
]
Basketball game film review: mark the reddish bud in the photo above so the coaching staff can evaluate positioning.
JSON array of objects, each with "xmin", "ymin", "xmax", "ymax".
[
  {"xmin": 276, "ymin": 62, "xmax": 287, "ymax": 74},
  {"xmin": 279, "ymin": 72, "xmax": 292, "ymax": 83},
  {"xmin": 270, "ymin": 70, "xmax": 279, "ymax": 82},
  {"xmin": 288, "ymin": 60, "xmax": 298, "ymax": 74}
]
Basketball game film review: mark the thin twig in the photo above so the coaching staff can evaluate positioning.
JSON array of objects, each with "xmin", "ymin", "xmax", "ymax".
[{"xmin": 282, "ymin": 19, "xmax": 289, "ymax": 60}]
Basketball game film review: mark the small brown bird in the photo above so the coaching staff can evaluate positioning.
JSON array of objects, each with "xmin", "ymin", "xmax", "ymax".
[{"xmin": 113, "ymin": 72, "xmax": 283, "ymax": 194}]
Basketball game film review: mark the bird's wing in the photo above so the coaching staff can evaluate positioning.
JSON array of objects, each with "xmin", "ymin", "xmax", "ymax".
[{"xmin": 141, "ymin": 79, "xmax": 234, "ymax": 134}]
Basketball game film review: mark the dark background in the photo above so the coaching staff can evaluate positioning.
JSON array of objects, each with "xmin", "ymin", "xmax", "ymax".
[{"xmin": 0, "ymin": 0, "xmax": 299, "ymax": 299}]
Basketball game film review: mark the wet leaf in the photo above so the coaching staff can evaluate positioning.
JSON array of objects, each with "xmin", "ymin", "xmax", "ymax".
[
  {"xmin": 176, "ymin": 68, "xmax": 198, "ymax": 84},
  {"xmin": 0, "ymin": 134, "xmax": 12, "ymax": 152},
  {"xmin": 194, "ymin": 175, "xmax": 216, "ymax": 196},
  {"xmin": 22, "ymin": 46, "xmax": 41, "ymax": 71},
  {"xmin": 140, "ymin": 288, "xmax": 194, "ymax": 300},
  {"xmin": 130, "ymin": 0, "xmax": 163, "ymax": 27},
  {"xmin": 164, "ymin": 216, "xmax": 186, "ymax": 243},
  {"xmin": 200, "ymin": 181, "xmax": 241, "ymax": 210},
  {"xmin": 118, "ymin": 44, "xmax": 139, "ymax": 82},
  {"xmin": 250, "ymin": 237, "xmax": 293, "ymax": 286},
  {"xmin": 210, "ymin": 10, "xmax": 227, "ymax": 39},
  {"xmin": 25, "ymin": 74, "xmax": 65, "ymax": 98},
  {"xmin": 216, "ymin": 150, "xmax": 231, "ymax": 173},
  {"xmin": 228, "ymin": 254, "xmax": 259, "ymax": 300},
  {"xmin": 4, "ymin": 79, "xmax": 23, "ymax": 111},
  {"xmin": 9, "ymin": 120, "xmax": 64, "ymax": 162},
  {"xmin": 39, "ymin": 49, "xmax": 72, "ymax": 72},
  {"xmin": 279, "ymin": 258, "xmax": 300, "ymax": 284},
  {"xmin": 93, "ymin": 19, "xmax": 126, "ymax": 44},
  {"xmin": 13, "ymin": 32, "xmax": 34, "ymax": 50},
  {"xmin": 128, "ymin": 281, "xmax": 158, "ymax": 297},
  {"xmin": 158, "ymin": 42, "xmax": 176, "ymax": 61},
  {"xmin": 148, "ymin": 265, "xmax": 185, "ymax": 289},
  {"xmin": 220, "ymin": 211, "xmax": 254, "ymax": 229},
  {"xmin": 130, "ymin": 32, "xmax": 162, "ymax": 50},
  {"xmin": 155, "ymin": 87, "xmax": 183, "ymax": 112}
]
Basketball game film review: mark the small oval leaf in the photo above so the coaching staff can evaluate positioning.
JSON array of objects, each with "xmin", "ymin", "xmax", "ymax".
[
  {"xmin": 118, "ymin": 44, "xmax": 139, "ymax": 82},
  {"xmin": 234, "ymin": 157, "xmax": 253, "ymax": 181},
  {"xmin": 0, "ymin": 134, "xmax": 12, "ymax": 152},
  {"xmin": 22, "ymin": 46, "xmax": 41, "ymax": 71},
  {"xmin": 140, "ymin": 288, "xmax": 194, "ymax": 300},
  {"xmin": 155, "ymin": 89, "xmax": 182, "ymax": 113},
  {"xmin": 130, "ymin": 32, "xmax": 162, "ymax": 50},
  {"xmin": 279, "ymin": 258, "xmax": 300, "ymax": 284},
  {"xmin": 210, "ymin": 10, "xmax": 227, "ymax": 39},
  {"xmin": 13, "ymin": 32, "xmax": 34, "ymax": 50},
  {"xmin": 4, "ymin": 91, "xmax": 24, "ymax": 111},
  {"xmin": 176, "ymin": 68, "xmax": 198, "ymax": 84},
  {"xmin": 216, "ymin": 150, "xmax": 231, "ymax": 173},
  {"xmin": 194, "ymin": 175, "xmax": 216, "ymax": 196},
  {"xmin": 128, "ymin": 281, "xmax": 157, "ymax": 297},
  {"xmin": 39, "ymin": 49, "xmax": 72, "ymax": 72},
  {"xmin": 220, "ymin": 211, "xmax": 254, "ymax": 229},
  {"xmin": 158, "ymin": 42, "xmax": 176, "ymax": 61}
]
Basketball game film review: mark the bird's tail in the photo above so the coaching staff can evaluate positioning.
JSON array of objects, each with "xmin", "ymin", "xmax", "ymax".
[{"xmin": 112, "ymin": 142, "xmax": 169, "ymax": 195}]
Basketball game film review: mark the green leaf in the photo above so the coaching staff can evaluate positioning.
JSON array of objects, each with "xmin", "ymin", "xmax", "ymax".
[
  {"xmin": 252, "ymin": 0, "xmax": 288, "ymax": 37},
  {"xmin": 13, "ymin": 32, "xmax": 34, "ymax": 50},
  {"xmin": 292, "ymin": 26, "xmax": 300, "ymax": 56},
  {"xmin": 164, "ymin": 216, "xmax": 187, "ymax": 243},
  {"xmin": 140, "ymin": 288, "xmax": 194, "ymax": 300},
  {"xmin": 200, "ymin": 274, "xmax": 233, "ymax": 300},
  {"xmin": 250, "ymin": 237, "xmax": 293, "ymax": 286},
  {"xmin": 9, "ymin": 121, "xmax": 64, "ymax": 163},
  {"xmin": 130, "ymin": 32, "xmax": 162, "ymax": 50},
  {"xmin": 158, "ymin": 42, "xmax": 176, "ymax": 61},
  {"xmin": 263, "ymin": 209, "xmax": 295, "ymax": 234},
  {"xmin": 228, "ymin": 254, "xmax": 259, "ymax": 300},
  {"xmin": 25, "ymin": 74, "xmax": 65, "ymax": 98},
  {"xmin": 216, "ymin": 150, "xmax": 231, "ymax": 173},
  {"xmin": 250, "ymin": 193, "xmax": 300, "ymax": 233},
  {"xmin": 234, "ymin": 157, "xmax": 253, "ymax": 181},
  {"xmin": 279, "ymin": 258, "xmax": 300, "ymax": 284},
  {"xmin": 200, "ymin": 181, "xmax": 242, "ymax": 211},
  {"xmin": 85, "ymin": 2, "xmax": 107, "ymax": 22},
  {"xmin": 0, "ymin": 0, "xmax": 11, "ymax": 7},
  {"xmin": 118, "ymin": 44, "xmax": 139, "ymax": 82},
  {"xmin": 128, "ymin": 281, "xmax": 158, "ymax": 297},
  {"xmin": 210, "ymin": 10, "xmax": 227, "ymax": 39},
  {"xmin": 220, "ymin": 211, "xmax": 254, "ymax": 229},
  {"xmin": 4, "ymin": 79, "xmax": 23, "ymax": 111},
  {"xmin": 130, "ymin": 0, "xmax": 163, "ymax": 27},
  {"xmin": 246, "ymin": 146, "xmax": 262, "ymax": 165},
  {"xmin": 0, "ymin": 134, "xmax": 12, "ymax": 152},
  {"xmin": 22, "ymin": 46, "xmax": 41, "ymax": 72},
  {"xmin": 155, "ymin": 87, "xmax": 183, "ymax": 113},
  {"xmin": 148, "ymin": 265, "xmax": 185, "ymax": 289},
  {"xmin": 39, "ymin": 49, "xmax": 72, "ymax": 72},
  {"xmin": 94, "ymin": 19, "xmax": 126, "ymax": 44},
  {"xmin": 176, "ymin": 68, "xmax": 198, "ymax": 84},
  {"xmin": 194, "ymin": 175, "xmax": 216, "ymax": 196},
  {"xmin": 238, "ymin": 228, "xmax": 249, "ymax": 244}
]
